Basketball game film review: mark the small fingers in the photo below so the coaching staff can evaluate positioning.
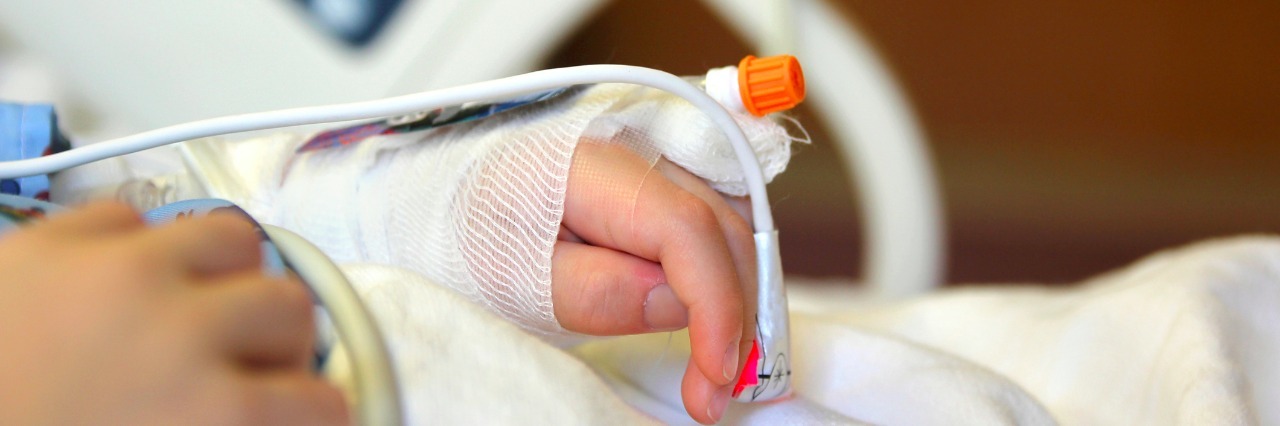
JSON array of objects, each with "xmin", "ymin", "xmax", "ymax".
[
  {"xmin": 564, "ymin": 142, "xmax": 746, "ymax": 388},
  {"xmin": 682, "ymin": 357, "xmax": 734, "ymax": 425},
  {"xmin": 633, "ymin": 174, "xmax": 745, "ymax": 387},
  {"xmin": 551, "ymin": 240, "xmax": 687, "ymax": 335},
  {"xmin": 655, "ymin": 157, "xmax": 759, "ymax": 386}
]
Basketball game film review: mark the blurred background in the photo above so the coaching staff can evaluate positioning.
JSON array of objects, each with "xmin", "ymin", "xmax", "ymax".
[
  {"xmin": 548, "ymin": 0, "xmax": 1280, "ymax": 284},
  {"xmin": 2, "ymin": 0, "xmax": 1277, "ymax": 285}
]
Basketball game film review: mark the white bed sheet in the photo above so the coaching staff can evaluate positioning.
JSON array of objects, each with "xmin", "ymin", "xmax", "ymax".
[{"xmin": 341, "ymin": 236, "xmax": 1280, "ymax": 424}]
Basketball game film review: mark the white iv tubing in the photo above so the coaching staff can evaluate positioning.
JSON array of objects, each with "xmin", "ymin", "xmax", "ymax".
[{"xmin": 0, "ymin": 66, "xmax": 775, "ymax": 233}]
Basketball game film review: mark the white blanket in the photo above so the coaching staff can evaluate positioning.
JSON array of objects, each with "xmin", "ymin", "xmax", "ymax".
[{"xmin": 341, "ymin": 236, "xmax": 1279, "ymax": 424}]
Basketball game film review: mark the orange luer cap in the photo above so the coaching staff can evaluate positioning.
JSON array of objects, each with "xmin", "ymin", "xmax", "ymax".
[{"xmin": 738, "ymin": 55, "xmax": 806, "ymax": 117}]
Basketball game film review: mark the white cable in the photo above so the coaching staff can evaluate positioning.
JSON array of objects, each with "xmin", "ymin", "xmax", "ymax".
[
  {"xmin": 762, "ymin": 0, "xmax": 795, "ymax": 55},
  {"xmin": 262, "ymin": 224, "xmax": 402, "ymax": 426},
  {"xmin": 0, "ymin": 66, "xmax": 776, "ymax": 233},
  {"xmin": 701, "ymin": 0, "xmax": 943, "ymax": 296}
]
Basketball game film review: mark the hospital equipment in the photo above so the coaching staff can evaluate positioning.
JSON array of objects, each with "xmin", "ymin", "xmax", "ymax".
[
  {"xmin": 0, "ymin": 0, "xmax": 943, "ymax": 300},
  {"xmin": 0, "ymin": 55, "xmax": 805, "ymax": 420}
]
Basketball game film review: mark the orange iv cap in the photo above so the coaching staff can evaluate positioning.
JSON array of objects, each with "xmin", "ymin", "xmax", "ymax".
[{"xmin": 738, "ymin": 55, "xmax": 806, "ymax": 117}]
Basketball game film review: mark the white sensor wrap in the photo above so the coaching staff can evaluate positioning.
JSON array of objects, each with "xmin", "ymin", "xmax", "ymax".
[{"xmin": 196, "ymin": 83, "xmax": 801, "ymax": 336}]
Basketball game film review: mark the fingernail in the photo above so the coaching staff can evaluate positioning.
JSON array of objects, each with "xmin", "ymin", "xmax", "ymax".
[
  {"xmin": 643, "ymin": 284, "xmax": 688, "ymax": 330},
  {"xmin": 723, "ymin": 339, "xmax": 740, "ymax": 381},
  {"xmin": 707, "ymin": 385, "xmax": 731, "ymax": 423}
]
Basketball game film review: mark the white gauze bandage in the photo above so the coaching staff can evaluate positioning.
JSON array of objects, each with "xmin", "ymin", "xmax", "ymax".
[{"xmin": 197, "ymin": 83, "xmax": 803, "ymax": 337}]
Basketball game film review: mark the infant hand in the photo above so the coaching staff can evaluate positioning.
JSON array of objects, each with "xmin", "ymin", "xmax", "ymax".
[
  {"xmin": 555, "ymin": 142, "xmax": 757, "ymax": 424},
  {"xmin": 0, "ymin": 202, "xmax": 347, "ymax": 425}
]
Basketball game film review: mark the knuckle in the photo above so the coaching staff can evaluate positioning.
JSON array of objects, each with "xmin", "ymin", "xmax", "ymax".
[
  {"xmin": 721, "ymin": 210, "xmax": 754, "ymax": 243},
  {"xmin": 671, "ymin": 192, "xmax": 719, "ymax": 233}
]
